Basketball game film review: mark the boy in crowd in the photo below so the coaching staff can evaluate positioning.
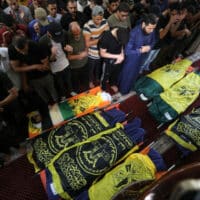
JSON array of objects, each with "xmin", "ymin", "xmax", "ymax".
[
  {"xmin": 98, "ymin": 27, "xmax": 129, "ymax": 92},
  {"xmin": 47, "ymin": 0, "xmax": 62, "ymax": 24},
  {"xmin": 83, "ymin": 5, "xmax": 109, "ymax": 88}
]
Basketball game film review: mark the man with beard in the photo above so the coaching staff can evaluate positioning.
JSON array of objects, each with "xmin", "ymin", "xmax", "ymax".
[
  {"xmin": 60, "ymin": 0, "xmax": 87, "ymax": 30},
  {"xmin": 119, "ymin": 14, "xmax": 157, "ymax": 94}
]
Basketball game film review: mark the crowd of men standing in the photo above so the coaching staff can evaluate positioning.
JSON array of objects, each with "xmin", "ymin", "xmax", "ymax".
[{"xmin": 0, "ymin": 0, "xmax": 199, "ymax": 161}]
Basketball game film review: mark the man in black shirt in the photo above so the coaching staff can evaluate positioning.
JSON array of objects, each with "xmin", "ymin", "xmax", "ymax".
[
  {"xmin": 98, "ymin": 27, "xmax": 129, "ymax": 92},
  {"xmin": 8, "ymin": 35, "xmax": 58, "ymax": 104}
]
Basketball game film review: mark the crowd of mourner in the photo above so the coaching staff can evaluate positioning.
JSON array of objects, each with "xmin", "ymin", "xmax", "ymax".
[{"xmin": 0, "ymin": 0, "xmax": 199, "ymax": 163}]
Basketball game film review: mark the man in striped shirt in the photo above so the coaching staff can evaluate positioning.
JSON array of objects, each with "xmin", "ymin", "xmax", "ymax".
[{"xmin": 83, "ymin": 5, "xmax": 109, "ymax": 88}]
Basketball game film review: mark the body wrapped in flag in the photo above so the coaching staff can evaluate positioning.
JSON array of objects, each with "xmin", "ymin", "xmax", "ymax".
[
  {"xmin": 134, "ymin": 59, "xmax": 192, "ymax": 101},
  {"xmin": 88, "ymin": 148, "xmax": 166, "ymax": 200},
  {"xmin": 28, "ymin": 108, "xmax": 126, "ymax": 172},
  {"xmin": 134, "ymin": 52, "xmax": 200, "ymax": 101},
  {"xmin": 148, "ymin": 72, "xmax": 200, "ymax": 123},
  {"xmin": 28, "ymin": 87, "xmax": 112, "ymax": 138},
  {"xmin": 166, "ymin": 107, "xmax": 200, "ymax": 151},
  {"xmin": 45, "ymin": 121, "xmax": 145, "ymax": 199}
]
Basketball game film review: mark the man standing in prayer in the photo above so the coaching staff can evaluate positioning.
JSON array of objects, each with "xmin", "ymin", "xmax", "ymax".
[
  {"xmin": 119, "ymin": 14, "xmax": 157, "ymax": 94},
  {"xmin": 83, "ymin": 5, "xmax": 109, "ymax": 88}
]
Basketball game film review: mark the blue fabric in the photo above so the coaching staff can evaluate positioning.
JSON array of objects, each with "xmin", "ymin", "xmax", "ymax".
[
  {"xmin": 175, "ymin": 134, "xmax": 191, "ymax": 156},
  {"xmin": 129, "ymin": 117, "xmax": 142, "ymax": 129},
  {"xmin": 75, "ymin": 190, "xmax": 89, "ymax": 200},
  {"xmin": 119, "ymin": 54, "xmax": 141, "ymax": 94},
  {"xmin": 124, "ymin": 118, "xmax": 145, "ymax": 143},
  {"xmin": 100, "ymin": 108, "xmax": 126, "ymax": 126},
  {"xmin": 176, "ymin": 143, "xmax": 191, "ymax": 157},
  {"xmin": 119, "ymin": 24, "xmax": 157, "ymax": 94},
  {"xmin": 148, "ymin": 148, "xmax": 167, "ymax": 171},
  {"xmin": 45, "ymin": 169, "xmax": 60, "ymax": 200},
  {"xmin": 154, "ymin": 0, "xmax": 168, "ymax": 12},
  {"xmin": 125, "ymin": 24, "xmax": 156, "ymax": 56}
]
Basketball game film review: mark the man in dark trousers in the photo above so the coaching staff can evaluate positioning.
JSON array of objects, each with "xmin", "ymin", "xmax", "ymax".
[
  {"xmin": 8, "ymin": 35, "xmax": 58, "ymax": 105},
  {"xmin": 98, "ymin": 27, "xmax": 129, "ymax": 92}
]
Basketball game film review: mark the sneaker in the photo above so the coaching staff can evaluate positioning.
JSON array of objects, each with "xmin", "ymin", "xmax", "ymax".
[{"xmin": 70, "ymin": 91, "xmax": 77, "ymax": 97}]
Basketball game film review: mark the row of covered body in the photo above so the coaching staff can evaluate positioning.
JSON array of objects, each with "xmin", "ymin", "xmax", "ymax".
[{"xmin": 27, "ymin": 52, "xmax": 200, "ymax": 199}]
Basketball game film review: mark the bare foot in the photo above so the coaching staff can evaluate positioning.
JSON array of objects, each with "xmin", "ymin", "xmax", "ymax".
[
  {"xmin": 89, "ymin": 82, "xmax": 95, "ymax": 89},
  {"xmin": 111, "ymin": 85, "xmax": 118, "ymax": 93}
]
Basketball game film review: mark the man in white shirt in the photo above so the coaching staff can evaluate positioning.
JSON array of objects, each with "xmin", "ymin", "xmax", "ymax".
[{"xmin": 40, "ymin": 22, "xmax": 75, "ymax": 100}]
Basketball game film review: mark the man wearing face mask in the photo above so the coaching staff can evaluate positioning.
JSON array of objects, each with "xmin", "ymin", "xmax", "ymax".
[{"xmin": 119, "ymin": 13, "xmax": 157, "ymax": 95}]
